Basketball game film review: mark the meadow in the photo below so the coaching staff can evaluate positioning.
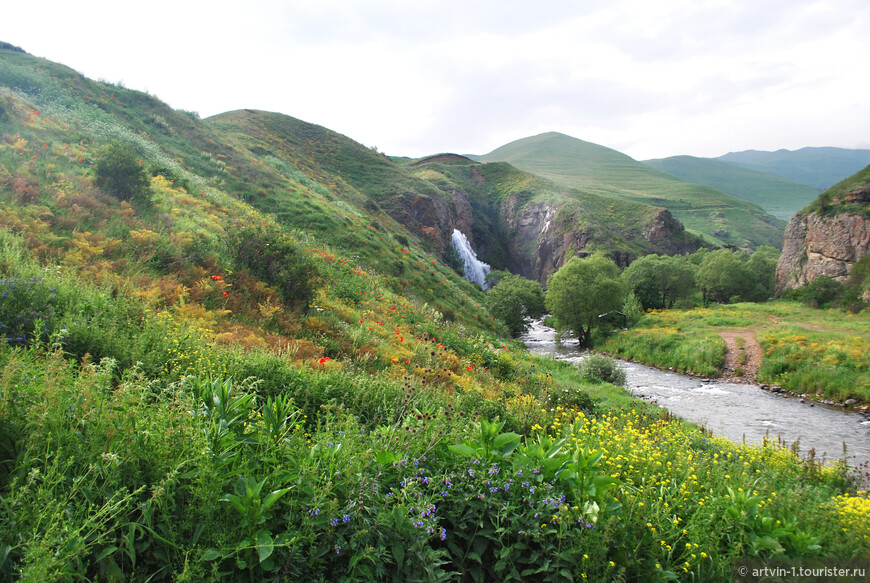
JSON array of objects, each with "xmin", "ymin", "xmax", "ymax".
[
  {"xmin": 1, "ymin": 49, "xmax": 868, "ymax": 582},
  {"xmin": 600, "ymin": 303, "xmax": 869, "ymax": 404}
]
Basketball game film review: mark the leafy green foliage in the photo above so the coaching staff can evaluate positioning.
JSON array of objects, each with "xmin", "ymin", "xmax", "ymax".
[
  {"xmin": 622, "ymin": 253, "xmax": 697, "ymax": 309},
  {"xmin": 696, "ymin": 247, "xmax": 779, "ymax": 304},
  {"xmin": 0, "ymin": 47, "xmax": 867, "ymax": 583},
  {"xmin": 94, "ymin": 142, "xmax": 151, "ymax": 205},
  {"xmin": 577, "ymin": 354, "xmax": 627, "ymax": 387},
  {"xmin": 232, "ymin": 224, "xmax": 317, "ymax": 310},
  {"xmin": 448, "ymin": 419, "xmax": 522, "ymax": 463},
  {"xmin": 0, "ymin": 277, "xmax": 56, "ymax": 346},
  {"xmin": 484, "ymin": 275, "xmax": 544, "ymax": 337},
  {"xmin": 545, "ymin": 253, "xmax": 624, "ymax": 347}
]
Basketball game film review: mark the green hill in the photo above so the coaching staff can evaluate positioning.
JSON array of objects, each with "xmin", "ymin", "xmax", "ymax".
[
  {"xmin": 400, "ymin": 157, "xmax": 703, "ymax": 280},
  {"xmin": 718, "ymin": 147, "xmax": 870, "ymax": 191},
  {"xmin": 643, "ymin": 155, "xmax": 821, "ymax": 221},
  {"xmin": 478, "ymin": 132, "xmax": 787, "ymax": 249},
  {"xmin": 1, "ymin": 44, "xmax": 865, "ymax": 583}
]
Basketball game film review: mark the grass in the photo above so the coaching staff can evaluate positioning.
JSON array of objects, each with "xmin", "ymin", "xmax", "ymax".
[
  {"xmin": 1, "ymin": 46, "xmax": 868, "ymax": 582},
  {"xmin": 478, "ymin": 132, "xmax": 787, "ymax": 249},
  {"xmin": 598, "ymin": 303, "xmax": 870, "ymax": 403},
  {"xmin": 643, "ymin": 155, "xmax": 820, "ymax": 221}
]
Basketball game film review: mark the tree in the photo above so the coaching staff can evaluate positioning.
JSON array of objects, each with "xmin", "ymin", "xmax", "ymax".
[
  {"xmin": 696, "ymin": 249, "xmax": 750, "ymax": 303},
  {"xmin": 745, "ymin": 246, "xmax": 780, "ymax": 301},
  {"xmin": 94, "ymin": 141, "xmax": 151, "ymax": 205},
  {"xmin": 545, "ymin": 253, "xmax": 624, "ymax": 347},
  {"xmin": 622, "ymin": 254, "xmax": 696, "ymax": 309},
  {"xmin": 484, "ymin": 274, "xmax": 545, "ymax": 337}
]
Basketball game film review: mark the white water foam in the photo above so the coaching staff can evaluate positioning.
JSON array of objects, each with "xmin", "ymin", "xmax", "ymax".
[{"xmin": 450, "ymin": 229, "xmax": 491, "ymax": 289}]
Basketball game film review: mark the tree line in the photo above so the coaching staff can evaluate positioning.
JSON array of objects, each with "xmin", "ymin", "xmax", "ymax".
[{"xmin": 484, "ymin": 247, "xmax": 781, "ymax": 346}]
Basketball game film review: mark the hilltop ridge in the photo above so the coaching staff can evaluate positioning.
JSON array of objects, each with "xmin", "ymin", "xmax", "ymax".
[{"xmin": 479, "ymin": 132, "xmax": 787, "ymax": 249}]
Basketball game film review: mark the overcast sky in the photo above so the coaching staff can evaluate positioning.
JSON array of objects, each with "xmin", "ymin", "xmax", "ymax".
[{"xmin": 4, "ymin": 0, "xmax": 869, "ymax": 160}]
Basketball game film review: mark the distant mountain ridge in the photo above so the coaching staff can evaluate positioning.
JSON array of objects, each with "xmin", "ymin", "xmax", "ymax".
[
  {"xmin": 478, "ymin": 132, "xmax": 786, "ymax": 250},
  {"xmin": 717, "ymin": 147, "xmax": 870, "ymax": 191},
  {"xmin": 643, "ymin": 155, "xmax": 821, "ymax": 221}
]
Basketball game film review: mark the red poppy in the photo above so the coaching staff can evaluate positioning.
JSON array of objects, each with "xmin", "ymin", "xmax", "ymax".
[{"xmin": 319, "ymin": 357, "xmax": 331, "ymax": 365}]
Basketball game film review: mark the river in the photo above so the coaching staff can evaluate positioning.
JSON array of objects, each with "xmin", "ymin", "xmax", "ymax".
[{"xmin": 520, "ymin": 320, "xmax": 870, "ymax": 472}]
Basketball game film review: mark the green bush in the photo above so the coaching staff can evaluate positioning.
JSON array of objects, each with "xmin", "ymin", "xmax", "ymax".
[
  {"xmin": 232, "ymin": 225, "xmax": 317, "ymax": 310},
  {"xmin": 0, "ymin": 277, "xmax": 57, "ymax": 346},
  {"xmin": 578, "ymin": 354, "xmax": 627, "ymax": 387},
  {"xmin": 94, "ymin": 142, "xmax": 152, "ymax": 205}
]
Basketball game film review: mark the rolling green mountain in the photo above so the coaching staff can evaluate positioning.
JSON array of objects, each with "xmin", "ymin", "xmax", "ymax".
[
  {"xmin": 400, "ymin": 156, "xmax": 704, "ymax": 281},
  {"xmin": 2, "ymin": 43, "xmax": 867, "ymax": 583},
  {"xmin": 0, "ymin": 45, "xmax": 498, "ymax": 328},
  {"xmin": 205, "ymin": 109, "xmax": 703, "ymax": 282},
  {"xmin": 717, "ymin": 147, "xmax": 870, "ymax": 191},
  {"xmin": 643, "ymin": 155, "xmax": 820, "ymax": 221},
  {"xmin": 478, "ymin": 132, "xmax": 786, "ymax": 249}
]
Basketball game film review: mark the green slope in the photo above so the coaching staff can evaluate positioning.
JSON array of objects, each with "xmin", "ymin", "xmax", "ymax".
[
  {"xmin": 0, "ymin": 46, "xmax": 496, "ymax": 331},
  {"xmin": 404, "ymin": 158, "xmax": 701, "ymax": 265},
  {"xmin": 718, "ymin": 147, "xmax": 870, "ymax": 191},
  {"xmin": 803, "ymin": 163, "xmax": 870, "ymax": 218},
  {"xmin": 478, "ymin": 132, "xmax": 786, "ymax": 249},
  {"xmin": 643, "ymin": 155, "xmax": 820, "ymax": 221}
]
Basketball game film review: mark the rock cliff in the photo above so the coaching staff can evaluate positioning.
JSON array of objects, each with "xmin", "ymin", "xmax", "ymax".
[
  {"xmin": 775, "ymin": 188, "xmax": 870, "ymax": 293},
  {"xmin": 500, "ymin": 197, "xmax": 700, "ymax": 284}
]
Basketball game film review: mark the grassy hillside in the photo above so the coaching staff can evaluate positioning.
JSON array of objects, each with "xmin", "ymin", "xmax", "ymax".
[
  {"xmin": 718, "ymin": 147, "xmax": 870, "ymax": 191},
  {"xmin": 479, "ymin": 132, "xmax": 787, "ymax": 249},
  {"xmin": 803, "ymin": 163, "xmax": 870, "ymax": 218},
  {"xmin": 644, "ymin": 155, "xmax": 820, "ymax": 221},
  {"xmin": 402, "ymin": 157, "xmax": 701, "ymax": 264},
  {"xmin": 1, "ymin": 45, "xmax": 868, "ymax": 582}
]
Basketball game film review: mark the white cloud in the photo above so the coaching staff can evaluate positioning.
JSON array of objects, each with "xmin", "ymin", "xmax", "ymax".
[{"xmin": 2, "ymin": 0, "xmax": 868, "ymax": 159}]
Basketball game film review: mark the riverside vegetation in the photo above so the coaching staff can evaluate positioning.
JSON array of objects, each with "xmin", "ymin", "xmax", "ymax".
[{"xmin": 1, "ymin": 45, "xmax": 869, "ymax": 581}]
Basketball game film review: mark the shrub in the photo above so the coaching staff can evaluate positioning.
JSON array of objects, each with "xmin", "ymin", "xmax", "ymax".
[
  {"xmin": 0, "ymin": 276, "xmax": 57, "ymax": 346},
  {"xmin": 578, "ymin": 354, "xmax": 627, "ymax": 387},
  {"xmin": 94, "ymin": 141, "xmax": 151, "ymax": 205},
  {"xmin": 232, "ymin": 225, "xmax": 317, "ymax": 310}
]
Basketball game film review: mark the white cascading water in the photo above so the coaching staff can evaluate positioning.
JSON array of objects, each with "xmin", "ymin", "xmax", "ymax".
[{"xmin": 450, "ymin": 229, "xmax": 491, "ymax": 289}]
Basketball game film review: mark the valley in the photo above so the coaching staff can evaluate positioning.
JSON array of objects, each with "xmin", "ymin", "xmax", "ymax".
[{"xmin": 0, "ymin": 45, "xmax": 868, "ymax": 582}]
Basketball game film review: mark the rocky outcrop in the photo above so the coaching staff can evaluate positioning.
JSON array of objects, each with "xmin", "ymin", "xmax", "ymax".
[
  {"xmin": 387, "ymin": 188, "xmax": 475, "ymax": 252},
  {"xmin": 775, "ymin": 192, "xmax": 870, "ymax": 293},
  {"xmin": 500, "ymin": 200, "xmax": 589, "ymax": 282},
  {"xmin": 500, "ymin": 198, "xmax": 700, "ymax": 283}
]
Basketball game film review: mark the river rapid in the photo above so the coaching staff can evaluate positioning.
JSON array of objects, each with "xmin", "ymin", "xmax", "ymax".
[{"xmin": 520, "ymin": 320, "xmax": 870, "ymax": 471}]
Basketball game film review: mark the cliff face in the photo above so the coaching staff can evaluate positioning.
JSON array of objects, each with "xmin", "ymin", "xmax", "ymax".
[
  {"xmin": 775, "ymin": 189, "xmax": 870, "ymax": 293},
  {"xmin": 499, "ymin": 197, "xmax": 699, "ymax": 284},
  {"xmin": 387, "ymin": 188, "xmax": 475, "ymax": 251}
]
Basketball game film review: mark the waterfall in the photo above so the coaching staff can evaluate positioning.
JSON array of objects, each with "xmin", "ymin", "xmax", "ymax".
[{"xmin": 450, "ymin": 229, "xmax": 491, "ymax": 289}]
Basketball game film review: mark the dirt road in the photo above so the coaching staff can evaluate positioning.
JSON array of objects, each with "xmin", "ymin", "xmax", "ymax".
[{"xmin": 717, "ymin": 331, "xmax": 763, "ymax": 382}]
